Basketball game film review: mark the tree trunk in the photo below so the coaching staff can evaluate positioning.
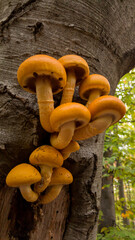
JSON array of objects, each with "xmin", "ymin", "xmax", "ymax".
[
  {"xmin": 0, "ymin": 1, "xmax": 135, "ymax": 239},
  {"xmin": 98, "ymin": 173, "xmax": 116, "ymax": 232},
  {"xmin": 117, "ymin": 160, "xmax": 130, "ymax": 226},
  {"xmin": 98, "ymin": 149, "xmax": 116, "ymax": 232}
]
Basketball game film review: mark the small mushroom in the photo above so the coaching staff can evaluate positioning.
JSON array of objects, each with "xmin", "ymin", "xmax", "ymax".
[
  {"xmin": 73, "ymin": 95, "xmax": 126, "ymax": 141},
  {"xmin": 59, "ymin": 55, "xmax": 89, "ymax": 104},
  {"xmin": 60, "ymin": 140, "xmax": 80, "ymax": 160},
  {"xmin": 79, "ymin": 74, "xmax": 110, "ymax": 107},
  {"xmin": 40, "ymin": 167, "xmax": 73, "ymax": 204},
  {"xmin": 6, "ymin": 163, "xmax": 41, "ymax": 202},
  {"xmin": 29, "ymin": 145, "xmax": 63, "ymax": 193},
  {"xmin": 50, "ymin": 102, "xmax": 91, "ymax": 149},
  {"xmin": 17, "ymin": 55, "xmax": 67, "ymax": 132}
]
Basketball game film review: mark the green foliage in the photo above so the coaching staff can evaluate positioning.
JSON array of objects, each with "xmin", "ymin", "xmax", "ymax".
[
  {"xmin": 104, "ymin": 68, "xmax": 135, "ymax": 183},
  {"xmin": 97, "ymin": 227, "xmax": 135, "ymax": 240},
  {"xmin": 102, "ymin": 68, "xmax": 135, "ymax": 228}
]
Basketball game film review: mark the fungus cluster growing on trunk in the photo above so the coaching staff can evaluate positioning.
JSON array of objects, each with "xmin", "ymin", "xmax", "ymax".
[{"xmin": 6, "ymin": 54, "xmax": 126, "ymax": 204}]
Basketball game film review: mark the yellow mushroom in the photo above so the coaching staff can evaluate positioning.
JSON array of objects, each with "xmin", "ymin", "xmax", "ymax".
[
  {"xmin": 6, "ymin": 163, "xmax": 41, "ymax": 202},
  {"xmin": 40, "ymin": 167, "xmax": 73, "ymax": 204},
  {"xmin": 29, "ymin": 145, "xmax": 63, "ymax": 193},
  {"xmin": 73, "ymin": 96, "xmax": 126, "ymax": 141},
  {"xmin": 17, "ymin": 55, "xmax": 67, "ymax": 132},
  {"xmin": 79, "ymin": 74, "xmax": 110, "ymax": 107},
  {"xmin": 60, "ymin": 141, "xmax": 80, "ymax": 160},
  {"xmin": 50, "ymin": 102, "xmax": 91, "ymax": 149},
  {"xmin": 59, "ymin": 55, "xmax": 89, "ymax": 104}
]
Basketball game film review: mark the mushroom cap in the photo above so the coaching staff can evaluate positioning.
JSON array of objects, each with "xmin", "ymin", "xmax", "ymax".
[
  {"xmin": 88, "ymin": 95, "xmax": 126, "ymax": 125},
  {"xmin": 6, "ymin": 163, "xmax": 41, "ymax": 187},
  {"xmin": 79, "ymin": 74, "xmax": 110, "ymax": 100},
  {"xmin": 49, "ymin": 167, "xmax": 73, "ymax": 186},
  {"xmin": 50, "ymin": 102, "xmax": 91, "ymax": 132},
  {"xmin": 17, "ymin": 55, "xmax": 67, "ymax": 94},
  {"xmin": 59, "ymin": 55, "xmax": 89, "ymax": 85},
  {"xmin": 29, "ymin": 145, "xmax": 63, "ymax": 167}
]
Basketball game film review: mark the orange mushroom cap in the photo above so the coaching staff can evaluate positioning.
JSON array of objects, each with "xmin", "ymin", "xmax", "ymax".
[
  {"xmin": 29, "ymin": 145, "xmax": 63, "ymax": 168},
  {"xmin": 39, "ymin": 167, "xmax": 73, "ymax": 204},
  {"xmin": 88, "ymin": 95, "xmax": 126, "ymax": 125},
  {"xmin": 17, "ymin": 54, "xmax": 66, "ymax": 94},
  {"xmin": 59, "ymin": 54, "xmax": 89, "ymax": 85},
  {"xmin": 6, "ymin": 163, "xmax": 41, "ymax": 187},
  {"xmin": 6, "ymin": 163, "xmax": 41, "ymax": 202},
  {"xmin": 79, "ymin": 74, "xmax": 110, "ymax": 100},
  {"xmin": 50, "ymin": 102, "xmax": 91, "ymax": 132},
  {"xmin": 60, "ymin": 140, "xmax": 80, "ymax": 160},
  {"xmin": 73, "ymin": 95, "xmax": 126, "ymax": 141},
  {"xmin": 49, "ymin": 167, "xmax": 73, "ymax": 186}
]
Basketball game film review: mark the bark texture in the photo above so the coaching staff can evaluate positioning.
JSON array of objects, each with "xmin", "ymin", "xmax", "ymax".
[{"xmin": 0, "ymin": 0, "xmax": 135, "ymax": 240}]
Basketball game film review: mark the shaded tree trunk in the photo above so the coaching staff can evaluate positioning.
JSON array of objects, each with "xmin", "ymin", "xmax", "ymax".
[
  {"xmin": 0, "ymin": 0, "xmax": 135, "ymax": 239},
  {"xmin": 99, "ymin": 173, "xmax": 116, "ymax": 232},
  {"xmin": 98, "ymin": 149, "xmax": 116, "ymax": 232},
  {"xmin": 117, "ymin": 160, "xmax": 129, "ymax": 226}
]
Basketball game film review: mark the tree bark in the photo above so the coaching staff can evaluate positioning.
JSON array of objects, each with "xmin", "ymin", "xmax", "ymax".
[{"xmin": 0, "ymin": 0, "xmax": 135, "ymax": 239}]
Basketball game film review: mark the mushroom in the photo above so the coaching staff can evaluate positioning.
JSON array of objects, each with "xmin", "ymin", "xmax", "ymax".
[
  {"xmin": 73, "ymin": 95, "xmax": 126, "ymax": 141},
  {"xmin": 60, "ymin": 140, "xmax": 80, "ymax": 160},
  {"xmin": 6, "ymin": 163, "xmax": 41, "ymax": 202},
  {"xmin": 40, "ymin": 167, "xmax": 73, "ymax": 204},
  {"xmin": 79, "ymin": 74, "xmax": 110, "ymax": 107},
  {"xmin": 17, "ymin": 55, "xmax": 67, "ymax": 132},
  {"xmin": 59, "ymin": 55, "xmax": 89, "ymax": 104},
  {"xmin": 29, "ymin": 145, "xmax": 63, "ymax": 193},
  {"xmin": 50, "ymin": 102, "xmax": 91, "ymax": 149}
]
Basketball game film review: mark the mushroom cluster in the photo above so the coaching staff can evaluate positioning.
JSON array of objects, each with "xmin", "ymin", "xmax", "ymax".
[{"xmin": 6, "ymin": 54, "xmax": 126, "ymax": 204}]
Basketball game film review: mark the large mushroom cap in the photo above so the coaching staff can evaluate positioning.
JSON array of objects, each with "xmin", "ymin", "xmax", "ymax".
[
  {"xmin": 29, "ymin": 145, "xmax": 63, "ymax": 167},
  {"xmin": 79, "ymin": 74, "xmax": 110, "ymax": 100},
  {"xmin": 50, "ymin": 102, "xmax": 91, "ymax": 132},
  {"xmin": 59, "ymin": 55, "xmax": 89, "ymax": 85},
  {"xmin": 88, "ymin": 95, "xmax": 126, "ymax": 125},
  {"xmin": 6, "ymin": 163, "xmax": 41, "ymax": 187},
  {"xmin": 49, "ymin": 167, "xmax": 73, "ymax": 186},
  {"xmin": 17, "ymin": 54, "xmax": 66, "ymax": 94}
]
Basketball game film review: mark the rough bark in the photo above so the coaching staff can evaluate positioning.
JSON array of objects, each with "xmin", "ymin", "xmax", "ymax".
[{"xmin": 0, "ymin": 0, "xmax": 135, "ymax": 240}]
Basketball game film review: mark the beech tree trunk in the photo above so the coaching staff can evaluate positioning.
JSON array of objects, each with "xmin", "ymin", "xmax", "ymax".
[{"xmin": 0, "ymin": 1, "xmax": 135, "ymax": 240}]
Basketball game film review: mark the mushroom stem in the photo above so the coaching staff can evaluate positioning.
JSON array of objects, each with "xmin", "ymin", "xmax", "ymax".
[
  {"xmin": 50, "ymin": 121, "xmax": 75, "ymax": 149},
  {"xmin": 73, "ymin": 115, "xmax": 113, "ymax": 141},
  {"xmin": 40, "ymin": 185, "xmax": 63, "ymax": 204},
  {"xmin": 34, "ymin": 166, "xmax": 53, "ymax": 193},
  {"xmin": 20, "ymin": 184, "xmax": 39, "ymax": 202},
  {"xmin": 36, "ymin": 76, "xmax": 54, "ymax": 133},
  {"xmin": 86, "ymin": 89, "xmax": 100, "ymax": 107},
  {"xmin": 60, "ymin": 68, "xmax": 76, "ymax": 104},
  {"xmin": 60, "ymin": 141, "xmax": 80, "ymax": 160}
]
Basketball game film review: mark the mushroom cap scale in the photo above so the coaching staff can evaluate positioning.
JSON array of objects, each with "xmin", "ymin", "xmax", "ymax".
[
  {"xmin": 49, "ymin": 167, "xmax": 73, "ymax": 186},
  {"xmin": 6, "ymin": 163, "xmax": 41, "ymax": 187},
  {"xmin": 79, "ymin": 74, "xmax": 110, "ymax": 100},
  {"xmin": 17, "ymin": 55, "xmax": 66, "ymax": 94},
  {"xmin": 59, "ymin": 55, "xmax": 89, "ymax": 85},
  {"xmin": 88, "ymin": 95, "xmax": 126, "ymax": 125},
  {"xmin": 50, "ymin": 102, "xmax": 91, "ymax": 132},
  {"xmin": 29, "ymin": 145, "xmax": 63, "ymax": 167}
]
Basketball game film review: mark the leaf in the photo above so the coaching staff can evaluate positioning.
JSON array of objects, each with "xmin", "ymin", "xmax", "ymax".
[{"xmin": 101, "ymin": 227, "xmax": 108, "ymax": 233}]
